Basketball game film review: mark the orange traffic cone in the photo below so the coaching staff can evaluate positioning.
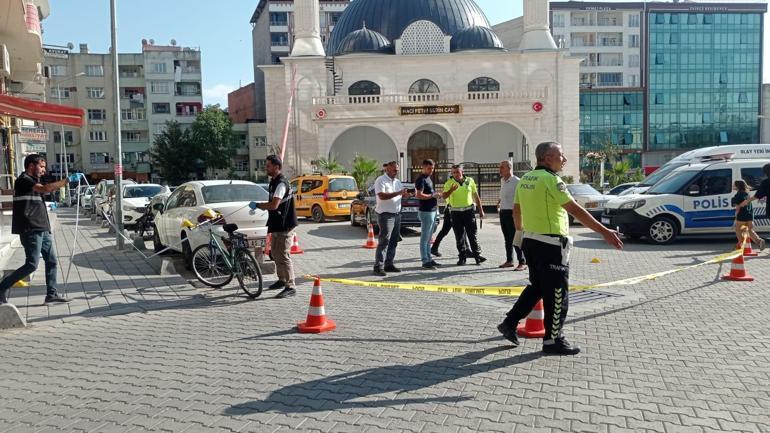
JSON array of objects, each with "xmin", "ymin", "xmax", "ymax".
[
  {"xmin": 297, "ymin": 278, "xmax": 336, "ymax": 334},
  {"xmin": 290, "ymin": 233, "xmax": 304, "ymax": 254},
  {"xmin": 742, "ymin": 239, "xmax": 759, "ymax": 257},
  {"xmin": 363, "ymin": 223, "xmax": 377, "ymax": 249},
  {"xmin": 722, "ymin": 253, "xmax": 754, "ymax": 282},
  {"xmin": 517, "ymin": 300, "xmax": 546, "ymax": 338}
]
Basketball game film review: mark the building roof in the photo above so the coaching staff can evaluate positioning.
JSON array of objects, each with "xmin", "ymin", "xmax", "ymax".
[
  {"xmin": 335, "ymin": 26, "xmax": 393, "ymax": 55},
  {"xmin": 328, "ymin": 0, "xmax": 491, "ymax": 56},
  {"xmin": 550, "ymin": 1, "xmax": 767, "ymax": 12},
  {"xmin": 450, "ymin": 25, "xmax": 504, "ymax": 52}
]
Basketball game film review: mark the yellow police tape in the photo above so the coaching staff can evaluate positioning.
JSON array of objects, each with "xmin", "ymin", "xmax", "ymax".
[{"xmin": 305, "ymin": 249, "xmax": 744, "ymax": 297}]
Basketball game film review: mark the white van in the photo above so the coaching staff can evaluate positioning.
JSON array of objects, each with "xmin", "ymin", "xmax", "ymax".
[
  {"xmin": 621, "ymin": 144, "xmax": 770, "ymax": 196},
  {"xmin": 602, "ymin": 156, "xmax": 769, "ymax": 244}
]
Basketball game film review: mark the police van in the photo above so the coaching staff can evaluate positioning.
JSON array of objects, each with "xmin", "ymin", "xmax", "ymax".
[
  {"xmin": 602, "ymin": 153, "xmax": 769, "ymax": 244},
  {"xmin": 620, "ymin": 144, "xmax": 770, "ymax": 196}
]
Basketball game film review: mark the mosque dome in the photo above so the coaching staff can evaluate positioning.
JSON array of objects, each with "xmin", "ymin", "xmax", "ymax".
[
  {"xmin": 328, "ymin": 0, "xmax": 491, "ymax": 56},
  {"xmin": 450, "ymin": 25, "xmax": 505, "ymax": 52},
  {"xmin": 335, "ymin": 25, "xmax": 393, "ymax": 56}
]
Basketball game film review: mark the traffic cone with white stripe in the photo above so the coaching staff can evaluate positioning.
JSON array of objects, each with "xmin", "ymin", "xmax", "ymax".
[
  {"xmin": 297, "ymin": 278, "xmax": 336, "ymax": 333},
  {"xmin": 722, "ymin": 251, "xmax": 754, "ymax": 282},
  {"xmin": 265, "ymin": 234, "xmax": 272, "ymax": 257},
  {"xmin": 741, "ymin": 238, "xmax": 759, "ymax": 257},
  {"xmin": 290, "ymin": 233, "xmax": 304, "ymax": 254},
  {"xmin": 517, "ymin": 300, "xmax": 546, "ymax": 338},
  {"xmin": 362, "ymin": 223, "xmax": 377, "ymax": 249}
]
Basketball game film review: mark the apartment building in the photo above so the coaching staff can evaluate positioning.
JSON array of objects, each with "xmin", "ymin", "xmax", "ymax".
[
  {"xmin": 495, "ymin": 1, "xmax": 766, "ymax": 171},
  {"xmin": 44, "ymin": 40, "xmax": 202, "ymax": 181},
  {"xmin": 250, "ymin": 0, "xmax": 349, "ymax": 121}
]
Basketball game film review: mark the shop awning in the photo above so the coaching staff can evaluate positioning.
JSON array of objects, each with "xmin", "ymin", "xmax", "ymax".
[{"xmin": 0, "ymin": 94, "xmax": 84, "ymax": 127}]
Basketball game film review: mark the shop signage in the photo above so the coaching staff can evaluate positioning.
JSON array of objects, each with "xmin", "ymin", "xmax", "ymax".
[
  {"xmin": 43, "ymin": 48, "xmax": 69, "ymax": 59},
  {"xmin": 399, "ymin": 105, "xmax": 461, "ymax": 116},
  {"xmin": 18, "ymin": 127, "xmax": 48, "ymax": 142}
]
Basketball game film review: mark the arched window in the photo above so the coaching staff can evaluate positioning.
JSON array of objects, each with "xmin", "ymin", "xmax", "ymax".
[
  {"xmin": 408, "ymin": 79, "xmax": 440, "ymax": 102},
  {"xmin": 348, "ymin": 80, "xmax": 381, "ymax": 104},
  {"xmin": 467, "ymin": 77, "xmax": 500, "ymax": 100}
]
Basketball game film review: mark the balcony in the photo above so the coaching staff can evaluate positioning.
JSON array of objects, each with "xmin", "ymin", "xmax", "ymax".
[{"xmin": 312, "ymin": 89, "xmax": 549, "ymax": 121}]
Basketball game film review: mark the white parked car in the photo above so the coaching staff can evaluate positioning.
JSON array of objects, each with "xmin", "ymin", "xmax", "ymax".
[
  {"xmin": 567, "ymin": 184, "xmax": 615, "ymax": 224},
  {"xmin": 152, "ymin": 180, "xmax": 270, "ymax": 268},
  {"xmin": 92, "ymin": 179, "xmax": 136, "ymax": 218},
  {"xmin": 81, "ymin": 186, "xmax": 96, "ymax": 209},
  {"xmin": 113, "ymin": 184, "xmax": 170, "ymax": 229}
]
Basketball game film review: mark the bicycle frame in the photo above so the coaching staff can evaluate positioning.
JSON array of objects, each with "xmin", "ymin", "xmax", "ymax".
[{"xmin": 201, "ymin": 223, "xmax": 248, "ymax": 276}]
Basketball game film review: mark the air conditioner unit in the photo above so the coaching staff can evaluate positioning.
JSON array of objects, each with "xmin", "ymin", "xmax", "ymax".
[{"xmin": 0, "ymin": 45, "xmax": 10, "ymax": 77}]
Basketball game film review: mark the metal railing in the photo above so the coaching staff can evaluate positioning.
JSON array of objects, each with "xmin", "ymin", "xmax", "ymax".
[{"xmin": 313, "ymin": 89, "xmax": 548, "ymax": 106}]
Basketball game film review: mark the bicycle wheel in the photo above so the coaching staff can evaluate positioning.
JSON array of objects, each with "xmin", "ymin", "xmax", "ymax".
[
  {"xmin": 234, "ymin": 250, "xmax": 263, "ymax": 299},
  {"xmin": 192, "ymin": 244, "xmax": 234, "ymax": 288}
]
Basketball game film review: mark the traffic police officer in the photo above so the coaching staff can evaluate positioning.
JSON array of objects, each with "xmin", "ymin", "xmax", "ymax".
[
  {"xmin": 497, "ymin": 142, "xmax": 623, "ymax": 355},
  {"xmin": 443, "ymin": 165, "xmax": 486, "ymax": 266}
]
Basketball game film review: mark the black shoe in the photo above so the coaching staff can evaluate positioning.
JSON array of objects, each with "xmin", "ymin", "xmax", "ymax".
[
  {"xmin": 44, "ymin": 294, "xmax": 70, "ymax": 304},
  {"xmin": 457, "ymin": 258, "xmax": 466, "ymax": 266},
  {"xmin": 384, "ymin": 265, "xmax": 401, "ymax": 273},
  {"xmin": 421, "ymin": 263, "xmax": 437, "ymax": 270},
  {"xmin": 268, "ymin": 280, "xmax": 286, "ymax": 291},
  {"xmin": 428, "ymin": 261, "xmax": 442, "ymax": 267},
  {"xmin": 431, "ymin": 250, "xmax": 442, "ymax": 257},
  {"xmin": 0, "ymin": 289, "xmax": 8, "ymax": 304},
  {"xmin": 497, "ymin": 322, "xmax": 519, "ymax": 347},
  {"xmin": 542, "ymin": 338, "xmax": 581, "ymax": 356},
  {"xmin": 475, "ymin": 255, "xmax": 487, "ymax": 265},
  {"xmin": 275, "ymin": 287, "xmax": 296, "ymax": 299},
  {"xmin": 373, "ymin": 268, "xmax": 386, "ymax": 277}
]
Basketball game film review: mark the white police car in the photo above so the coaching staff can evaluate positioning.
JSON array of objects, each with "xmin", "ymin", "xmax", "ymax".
[{"xmin": 602, "ymin": 156, "xmax": 769, "ymax": 244}]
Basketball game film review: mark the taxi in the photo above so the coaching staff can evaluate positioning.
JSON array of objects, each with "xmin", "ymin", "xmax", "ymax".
[{"xmin": 290, "ymin": 174, "xmax": 358, "ymax": 223}]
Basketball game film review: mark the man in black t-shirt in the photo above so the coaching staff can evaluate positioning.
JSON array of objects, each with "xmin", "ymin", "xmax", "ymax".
[
  {"xmin": 0, "ymin": 154, "xmax": 70, "ymax": 305},
  {"xmin": 742, "ymin": 163, "xmax": 770, "ymax": 221},
  {"xmin": 414, "ymin": 159, "xmax": 443, "ymax": 270}
]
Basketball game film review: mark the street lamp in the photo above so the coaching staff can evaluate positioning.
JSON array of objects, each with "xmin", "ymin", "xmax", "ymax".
[
  {"xmin": 55, "ymin": 71, "xmax": 85, "ymax": 205},
  {"xmin": 110, "ymin": 0, "xmax": 125, "ymax": 250}
]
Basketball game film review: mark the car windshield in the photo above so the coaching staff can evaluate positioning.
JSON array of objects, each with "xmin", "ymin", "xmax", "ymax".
[
  {"xmin": 646, "ymin": 170, "xmax": 699, "ymax": 195},
  {"xmin": 201, "ymin": 184, "xmax": 269, "ymax": 204},
  {"xmin": 639, "ymin": 162, "xmax": 688, "ymax": 187},
  {"xmin": 329, "ymin": 177, "xmax": 357, "ymax": 192},
  {"xmin": 124, "ymin": 186, "xmax": 163, "ymax": 198},
  {"xmin": 609, "ymin": 184, "xmax": 632, "ymax": 195},
  {"xmin": 567, "ymin": 184, "xmax": 600, "ymax": 196}
]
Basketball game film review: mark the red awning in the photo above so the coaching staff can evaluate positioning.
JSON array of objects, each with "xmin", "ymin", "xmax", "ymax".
[{"xmin": 0, "ymin": 94, "xmax": 84, "ymax": 127}]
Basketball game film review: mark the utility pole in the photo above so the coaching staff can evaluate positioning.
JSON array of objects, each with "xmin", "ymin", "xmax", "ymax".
[{"xmin": 110, "ymin": 0, "xmax": 125, "ymax": 250}]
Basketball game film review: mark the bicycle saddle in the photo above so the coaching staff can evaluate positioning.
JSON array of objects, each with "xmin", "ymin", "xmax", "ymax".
[{"xmin": 223, "ymin": 223, "xmax": 239, "ymax": 233}]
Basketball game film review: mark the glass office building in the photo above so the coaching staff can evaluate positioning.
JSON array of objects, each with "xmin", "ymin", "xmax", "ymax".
[
  {"xmin": 648, "ymin": 11, "xmax": 762, "ymax": 152},
  {"xmin": 580, "ymin": 90, "xmax": 644, "ymax": 153}
]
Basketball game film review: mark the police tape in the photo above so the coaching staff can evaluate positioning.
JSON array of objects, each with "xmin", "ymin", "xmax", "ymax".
[{"xmin": 305, "ymin": 249, "xmax": 744, "ymax": 297}]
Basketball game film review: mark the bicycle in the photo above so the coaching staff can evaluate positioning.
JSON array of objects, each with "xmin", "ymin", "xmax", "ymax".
[{"xmin": 190, "ymin": 219, "xmax": 263, "ymax": 299}]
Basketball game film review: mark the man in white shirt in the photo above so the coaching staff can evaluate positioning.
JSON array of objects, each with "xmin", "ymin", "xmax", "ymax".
[
  {"xmin": 498, "ymin": 160, "xmax": 526, "ymax": 271},
  {"xmin": 373, "ymin": 161, "xmax": 409, "ymax": 276}
]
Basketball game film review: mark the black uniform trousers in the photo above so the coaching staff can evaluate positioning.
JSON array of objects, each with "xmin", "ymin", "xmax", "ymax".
[
  {"xmin": 432, "ymin": 207, "xmax": 468, "ymax": 256},
  {"xmin": 505, "ymin": 237, "xmax": 569, "ymax": 343},
  {"xmin": 499, "ymin": 209, "xmax": 525, "ymax": 265},
  {"xmin": 451, "ymin": 209, "xmax": 481, "ymax": 259}
]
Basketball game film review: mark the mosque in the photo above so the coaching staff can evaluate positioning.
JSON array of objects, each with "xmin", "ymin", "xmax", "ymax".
[{"xmin": 261, "ymin": 0, "xmax": 581, "ymax": 181}]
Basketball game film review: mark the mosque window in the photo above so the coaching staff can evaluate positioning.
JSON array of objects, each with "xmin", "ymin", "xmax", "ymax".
[
  {"xmin": 468, "ymin": 77, "xmax": 500, "ymax": 92},
  {"xmin": 408, "ymin": 79, "xmax": 440, "ymax": 102},
  {"xmin": 348, "ymin": 81, "xmax": 382, "ymax": 104}
]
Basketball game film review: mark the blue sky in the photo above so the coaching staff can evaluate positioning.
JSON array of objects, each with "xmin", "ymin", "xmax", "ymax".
[{"xmin": 43, "ymin": 1, "xmax": 768, "ymax": 108}]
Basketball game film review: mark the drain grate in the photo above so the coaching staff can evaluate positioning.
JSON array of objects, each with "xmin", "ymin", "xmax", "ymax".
[{"xmin": 476, "ymin": 290, "xmax": 622, "ymax": 306}]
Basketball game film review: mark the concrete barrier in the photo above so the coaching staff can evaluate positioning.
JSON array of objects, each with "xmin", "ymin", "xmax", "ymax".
[{"xmin": 0, "ymin": 304, "xmax": 26, "ymax": 330}]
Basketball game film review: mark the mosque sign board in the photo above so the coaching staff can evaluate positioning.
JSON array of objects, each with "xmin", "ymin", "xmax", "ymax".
[{"xmin": 399, "ymin": 105, "xmax": 462, "ymax": 116}]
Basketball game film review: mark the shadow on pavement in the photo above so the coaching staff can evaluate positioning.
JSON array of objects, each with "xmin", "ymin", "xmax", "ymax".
[
  {"xmin": 235, "ymin": 329, "xmax": 503, "ymax": 344},
  {"xmin": 224, "ymin": 346, "xmax": 541, "ymax": 415}
]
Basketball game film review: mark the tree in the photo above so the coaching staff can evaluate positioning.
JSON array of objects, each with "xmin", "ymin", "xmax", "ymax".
[
  {"xmin": 608, "ymin": 160, "xmax": 632, "ymax": 187},
  {"xmin": 149, "ymin": 121, "xmax": 194, "ymax": 184},
  {"xmin": 190, "ymin": 105, "xmax": 237, "ymax": 175},
  {"xmin": 350, "ymin": 154, "xmax": 379, "ymax": 191},
  {"xmin": 316, "ymin": 156, "xmax": 344, "ymax": 174}
]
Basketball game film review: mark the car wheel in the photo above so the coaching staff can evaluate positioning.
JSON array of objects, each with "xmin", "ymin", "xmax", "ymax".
[
  {"xmin": 153, "ymin": 227, "xmax": 165, "ymax": 252},
  {"xmin": 648, "ymin": 216, "xmax": 678, "ymax": 245},
  {"xmin": 181, "ymin": 233, "xmax": 193, "ymax": 270},
  {"xmin": 311, "ymin": 205, "xmax": 325, "ymax": 223}
]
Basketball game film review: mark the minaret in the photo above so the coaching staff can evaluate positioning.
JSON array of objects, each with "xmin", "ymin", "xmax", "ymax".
[
  {"xmin": 519, "ymin": 0, "xmax": 557, "ymax": 50},
  {"xmin": 290, "ymin": 0, "xmax": 326, "ymax": 56}
]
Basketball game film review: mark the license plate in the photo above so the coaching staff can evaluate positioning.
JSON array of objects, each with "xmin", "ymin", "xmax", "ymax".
[
  {"xmin": 601, "ymin": 217, "xmax": 611, "ymax": 225},
  {"xmin": 248, "ymin": 239, "xmax": 264, "ymax": 248},
  {"xmin": 402, "ymin": 207, "xmax": 418, "ymax": 213},
  {"xmin": 338, "ymin": 203, "xmax": 350, "ymax": 209}
]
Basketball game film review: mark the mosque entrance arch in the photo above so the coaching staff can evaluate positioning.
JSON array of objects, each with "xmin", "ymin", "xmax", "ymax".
[
  {"xmin": 407, "ymin": 124, "xmax": 452, "ymax": 181},
  {"xmin": 464, "ymin": 121, "xmax": 528, "ymax": 164},
  {"xmin": 328, "ymin": 126, "xmax": 398, "ymax": 178}
]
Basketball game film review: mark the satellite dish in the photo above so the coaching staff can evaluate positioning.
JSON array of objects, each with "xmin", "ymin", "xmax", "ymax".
[
  {"xmin": 149, "ymin": 39, "xmax": 155, "ymax": 45},
  {"xmin": 66, "ymin": 42, "xmax": 74, "ymax": 50},
  {"xmin": 170, "ymin": 39, "xmax": 177, "ymax": 46},
  {"xmin": 141, "ymin": 39, "xmax": 148, "ymax": 45}
]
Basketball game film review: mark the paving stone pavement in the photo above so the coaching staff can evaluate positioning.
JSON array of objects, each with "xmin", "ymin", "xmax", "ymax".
[{"xmin": 1, "ymin": 209, "xmax": 769, "ymax": 432}]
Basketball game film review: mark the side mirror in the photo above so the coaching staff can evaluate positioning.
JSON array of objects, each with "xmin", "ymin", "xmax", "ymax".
[{"xmin": 152, "ymin": 202, "xmax": 164, "ymax": 213}]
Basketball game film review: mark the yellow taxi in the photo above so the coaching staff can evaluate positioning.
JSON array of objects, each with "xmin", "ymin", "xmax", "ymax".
[{"xmin": 290, "ymin": 174, "xmax": 358, "ymax": 223}]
